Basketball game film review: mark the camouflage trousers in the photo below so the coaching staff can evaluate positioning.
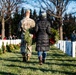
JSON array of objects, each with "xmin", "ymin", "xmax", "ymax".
[{"xmin": 20, "ymin": 33, "xmax": 32, "ymax": 54}]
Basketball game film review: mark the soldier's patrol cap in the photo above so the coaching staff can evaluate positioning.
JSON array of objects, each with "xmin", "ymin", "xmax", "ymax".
[{"xmin": 26, "ymin": 9, "xmax": 30, "ymax": 13}]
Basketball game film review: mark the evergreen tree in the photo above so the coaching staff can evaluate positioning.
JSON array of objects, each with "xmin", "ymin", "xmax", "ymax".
[
  {"xmin": 47, "ymin": 12, "xmax": 53, "ymax": 27},
  {"xmin": 52, "ymin": 17, "xmax": 59, "ymax": 30},
  {"xmin": 0, "ymin": 11, "xmax": 1, "ymax": 34},
  {"xmin": 21, "ymin": 7, "xmax": 25, "ymax": 19},
  {"xmin": 63, "ymin": 13, "xmax": 76, "ymax": 39},
  {"xmin": 33, "ymin": 9, "xmax": 37, "ymax": 22},
  {"xmin": 11, "ymin": 8, "xmax": 21, "ymax": 37},
  {"xmin": 38, "ymin": 8, "xmax": 42, "ymax": 20},
  {"xmin": 30, "ymin": 9, "xmax": 33, "ymax": 18},
  {"xmin": 73, "ymin": 16, "xmax": 76, "ymax": 23}
]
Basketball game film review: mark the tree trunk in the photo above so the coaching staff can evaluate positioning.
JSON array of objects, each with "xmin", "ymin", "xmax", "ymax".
[
  {"xmin": 8, "ymin": 18, "xmax": 12, "ymax": 36},
  {"xmin": 59, "ymin": 25, "xmax": 63, "ymax": 40},
  {"xmin": 59, "ymin": 18, "xmax": 63, "ymax": 40},
  {"xmin": 1, "ymin": 17, "xmax": 5, "ymax": 39},
  {"xmin": 9, "ymin": 23, "xmax": 11, "ymax": 36}
]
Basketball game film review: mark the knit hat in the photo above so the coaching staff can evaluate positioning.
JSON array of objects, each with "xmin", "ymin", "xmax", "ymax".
[{"xmin": 41, "ymin": 11, "xmax": 47, "ymax": 18}]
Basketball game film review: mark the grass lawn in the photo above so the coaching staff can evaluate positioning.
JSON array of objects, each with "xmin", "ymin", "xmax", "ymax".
[{"xmin": 0, "ymin": 45, "xmax": 76, "ymax": 75}]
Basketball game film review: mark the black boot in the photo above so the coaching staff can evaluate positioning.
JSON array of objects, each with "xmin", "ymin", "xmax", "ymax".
[
  {"xmin": 42, "ymin": 59, "xmax": 45, "ymax": 63},
  {"xmin": 23, "ymin": 57, "xmax": 26, "ymax": 62},
  {"xmin": 22, "ymin": 53, "xmax": 26, "ymax": 62}
]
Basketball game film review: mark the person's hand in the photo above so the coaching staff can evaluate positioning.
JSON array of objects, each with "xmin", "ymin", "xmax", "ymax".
[{"xmin": 29, "ymin": 34, "xmax": 33, "ymax": 38}]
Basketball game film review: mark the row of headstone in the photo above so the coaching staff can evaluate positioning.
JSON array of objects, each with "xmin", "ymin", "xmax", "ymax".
[
  {"xmin": 0, "ymin": 39, "xmax": 76, "ymax": 57},
  {"xmin": 55, "ymin": 40, "xmax": 76, "ymax": 57},
  {"xmin": 0, "ymin": 39, "xmax": 21, "ymax": 48}
]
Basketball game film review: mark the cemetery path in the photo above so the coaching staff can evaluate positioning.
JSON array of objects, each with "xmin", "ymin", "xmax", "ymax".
[{"xmin": 0, "ymin": 46, "xmax": 76, "ymax": 75}]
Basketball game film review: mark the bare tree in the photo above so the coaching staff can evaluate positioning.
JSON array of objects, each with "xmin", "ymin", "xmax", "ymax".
[
  {"xmin": 0, "ymin": 0, "xmax": 21, "ymax": 39},
  {"xmin": 23, "ymin": 0, "xmax": 76, "ymax": 40},
  {"xmin": 37, "ymin": 0, "xmax": 72, "ymax": 40}
]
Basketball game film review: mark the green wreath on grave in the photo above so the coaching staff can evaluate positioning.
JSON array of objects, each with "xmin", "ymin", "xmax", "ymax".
[
  {"xmin": 49, "ymin": 28, "xmax": 59, "ymax": 45},
  {"xmin": 24, "ymin": 30, "xmax": 32, "ymax": 45}
]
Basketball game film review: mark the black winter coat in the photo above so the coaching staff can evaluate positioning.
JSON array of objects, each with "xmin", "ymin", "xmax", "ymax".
[{"xmin": 35, "ymin": 19, "xmax": 51, "ymax": 51}]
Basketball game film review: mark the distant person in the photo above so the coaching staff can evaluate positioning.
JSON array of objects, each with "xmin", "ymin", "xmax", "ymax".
[
  {"xmin": 34, "ymin": 11, "xmax": 51, "ymax": 65},
  {"xmin": 71, "ymin": 30, "xmax": 76, "ymax": 41},
  {"xmin": 12, "ymin": 35, "xmax": 16, "ymax": 39},
  {"xmin": 9, "ymin": 34, "xmax": 12, "ymax": 40},
  {"xmin": 64, "ymin": 36, "xmax": 68, "ymax": 41},
  {"xmin": 18, "ymin": 9, "xmax": 35, "ymax": 62},
  {"xmin": 0, "ymin": 35, "xmax": 2, "ymax": 39}
]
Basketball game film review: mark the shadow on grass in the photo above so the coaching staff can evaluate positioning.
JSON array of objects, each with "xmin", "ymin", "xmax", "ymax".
[
  {"xmin": 48, "ymin": 52, "xmax": 66, "ymax": 56},
  {"xmin": 3, "ymin": 64, "xmax": 76, "ymax": 75},
  {"xmin": 0, "ymin": 57, "xmax": 22, "ymax": 62},
  {"xmin": 47, "ymin": 57, "xmax": 76, "ymax": 62},
  {"xmin": 50, "ymin": 46, "xmax": 60, "ymax": 50},
  {"xmin": 0, "ymin": 46, "xmax": 76, "ymax": 75},
  {"xmin": 46, "ymin": 54, "xmax": 76, "ymax": 67},
  {"xmin": 46, "ymin": 60, "xmax": 76, "ymax": 66},
  {"xmin": 0, "ymin": 71, "xmax": 16, "ymax": 75},
  {"xmin": 48, "ymin": 47, "xmax": 70, "ymax": 58},
  {"xmin": 39, "ymin": 68, "xmax": 76, "ymax": 75},
  {"xmin": 0, "ymin": 55, "xmax": 38, "ymax": 65},
  {"xmin": 32, "ymin": 52, "xmax": 37, "ymax": 56},
  {"xmin": 0, "ymin": 56, "xmax": 39, "ymax": 64},
  {"xmin": 40, "ymin": 69, "xmax": 76, "ymax": 75},
  {"xmin": 47, "ymin": 52, "xmax": 69, "ymax": 59}
]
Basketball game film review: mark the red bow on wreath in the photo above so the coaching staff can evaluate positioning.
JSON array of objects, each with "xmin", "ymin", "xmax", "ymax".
[
  {"xmin": 49, "ymin": 38, "xmax": 56, "ymax": 45},
  {"xmin": 32, "ymin": 34, "xmax": 36, "ymax": 44},
  {"xmin": 32, "ymin": 34, "xmax": 36, "ymax": 39}
]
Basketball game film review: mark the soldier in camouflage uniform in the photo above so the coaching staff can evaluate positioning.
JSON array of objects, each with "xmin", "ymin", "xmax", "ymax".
[{"xmin": 18, "ymin": 10, "xmax": 35, "ymax": 62}]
